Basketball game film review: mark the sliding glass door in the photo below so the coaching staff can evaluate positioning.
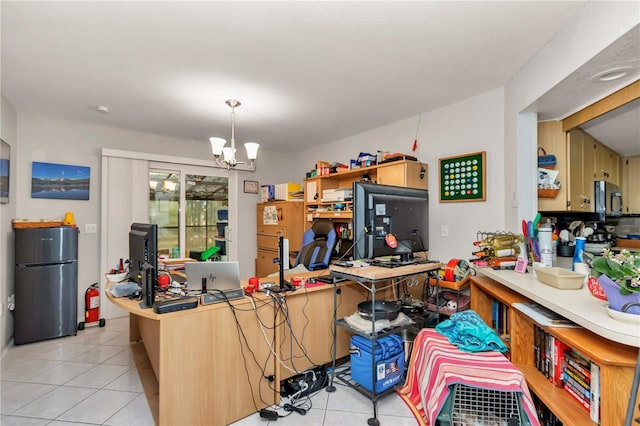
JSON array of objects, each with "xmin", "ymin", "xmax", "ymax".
[{"xmin": 149, "ymin": 165, "xmax": 230, "ymax": 261}]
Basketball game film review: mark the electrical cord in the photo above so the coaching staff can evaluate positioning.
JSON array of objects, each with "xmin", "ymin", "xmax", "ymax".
[
  {"xmin": 283, "ymin": 403, "xmax": 307, "ymax": 416},
  {"xmin": 209, "ymin": 288, "xmax": 278, "ymax": 410}
]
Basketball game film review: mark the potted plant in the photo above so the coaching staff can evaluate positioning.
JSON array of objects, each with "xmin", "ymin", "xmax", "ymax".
[{"xmin": 585, "ymin": 249, "xmax": 640, "ymax": 315}]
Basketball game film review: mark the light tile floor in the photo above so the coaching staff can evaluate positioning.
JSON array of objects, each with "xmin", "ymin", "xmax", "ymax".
[{"xmin": 1, "ymin": 317, "xmax": 418, "ymax": 425}]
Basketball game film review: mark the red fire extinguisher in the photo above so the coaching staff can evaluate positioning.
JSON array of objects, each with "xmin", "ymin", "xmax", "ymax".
[{"xmin": 78, "ymin": 283, "xmax": 105, "ymax": 330}]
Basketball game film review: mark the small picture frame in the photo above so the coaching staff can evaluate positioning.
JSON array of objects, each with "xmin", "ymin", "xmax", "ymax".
[
  {"xmin": 243, "ymin": 180, "xmax": 259, "ymax": 194},
  {"xmin": 515, "ymin": 258, "xmax": 528, "ymax": 274}
]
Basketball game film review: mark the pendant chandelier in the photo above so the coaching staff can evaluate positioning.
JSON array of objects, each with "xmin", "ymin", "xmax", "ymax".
[{"xmin": 209, "ymin": 100, "xmax": 259, "ymax": 171}]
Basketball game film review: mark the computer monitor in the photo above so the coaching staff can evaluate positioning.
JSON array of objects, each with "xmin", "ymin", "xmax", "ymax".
[
  {"xmin": 129, "ymin": 223, "xmax": 158, "ymax": 308},
  {"xmin": 353, "ymin": 181, "xmax": 429, "ymax": 263}
]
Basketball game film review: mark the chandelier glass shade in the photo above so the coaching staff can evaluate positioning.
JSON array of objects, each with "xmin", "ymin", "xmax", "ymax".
[{"xmin": 209, "ymin": 100, "xmax": 259, "ymax": 170}]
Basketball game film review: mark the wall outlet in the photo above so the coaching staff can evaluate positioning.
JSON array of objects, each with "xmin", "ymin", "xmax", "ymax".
[
  {"xmin": 441, "ymin": 225, "xmax": 449, "ymax": 238},
  {"xmin": 85, "ymin": 223, "xmax": 97, "ymax": 234}
]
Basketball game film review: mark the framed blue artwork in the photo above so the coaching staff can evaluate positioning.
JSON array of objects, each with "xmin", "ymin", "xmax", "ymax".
[
  {"xmin": 0, "ymin": 139, "xmax": 9, "ymax": 203},
  {"xmin": 31, "ymin": 161, "xmax": 90, "ymax": 200}
]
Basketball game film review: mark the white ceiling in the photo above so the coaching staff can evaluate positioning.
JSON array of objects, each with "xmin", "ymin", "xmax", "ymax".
[{"xmin": 2, "ymin": 1, "xmax": 636, "ymax": 155}]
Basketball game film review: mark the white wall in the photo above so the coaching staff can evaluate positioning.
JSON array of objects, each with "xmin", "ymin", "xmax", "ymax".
[
  {"xmin": 1, "ymin": 95, "xmax": 18, "ymax": 350},
  {"xmin": 10, "ymin": 115, "xmax": 287, "ymax": 327},
  {"xmin": 504, "ymin": 3, "xmax": 640, "ymax": 232},
  {"xmin": 292, "ymin": 88, "xmax": 505, "ymax": 262}
]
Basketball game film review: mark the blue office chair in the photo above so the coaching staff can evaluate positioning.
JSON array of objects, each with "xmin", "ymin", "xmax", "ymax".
[{"xmin": 295, "ymin": 219, "xmax": 338, "ymax": 271}]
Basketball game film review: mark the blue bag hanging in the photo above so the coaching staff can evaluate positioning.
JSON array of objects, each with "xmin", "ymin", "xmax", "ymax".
[{"xmin": 537, "ymin": 147, "xmax": 556, "ymax": 169}]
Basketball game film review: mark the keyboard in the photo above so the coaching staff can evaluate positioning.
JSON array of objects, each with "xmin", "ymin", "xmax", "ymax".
[{"xmin": 368, "ymin": 258, "xmax": 440, "ymax": 268}]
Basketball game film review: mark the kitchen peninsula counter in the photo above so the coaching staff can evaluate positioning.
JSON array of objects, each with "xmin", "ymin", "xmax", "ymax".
[{"xmin": 478, "ymin": 267, "xmax": 640, "ymax": 347}]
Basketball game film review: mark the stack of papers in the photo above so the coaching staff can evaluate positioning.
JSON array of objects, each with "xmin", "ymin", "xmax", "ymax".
[
  {"xmin": 159, "ymin": 258, "xmax": 197, "ymax": 271},
  {"xmin": 512, "ymin": 302, "xmax": 579, "ymax": 328}
]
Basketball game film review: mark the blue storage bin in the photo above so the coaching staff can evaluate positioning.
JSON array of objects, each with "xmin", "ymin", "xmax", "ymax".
[{"xmin": 350, "ymin": 334, "xmax": 405, "ymax": 393}]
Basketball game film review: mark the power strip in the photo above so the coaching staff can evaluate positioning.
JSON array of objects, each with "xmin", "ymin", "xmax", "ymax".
[
  {"xmin": 200, "ymin": 289, "xmax": 244, "ymax": 305},
  {"xmin": 281, "ymin": 367, "xmax": 327, "ymax": 398},
  {"xmin": 259, "ymin": 409, "xmax": 278, "ymax": 420}
]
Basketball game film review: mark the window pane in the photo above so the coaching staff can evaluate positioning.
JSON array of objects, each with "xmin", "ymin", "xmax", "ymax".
[
  {"xmin": 185, "ymin": 175, "xmax": 228, "ymax": 260},
  {"xmin": 149, "ymin": 171, "xmax": 179, "ymax": 257},
  {"xmin": 148, "ymin": 171, "xmax": 228, "ymax": 261}
]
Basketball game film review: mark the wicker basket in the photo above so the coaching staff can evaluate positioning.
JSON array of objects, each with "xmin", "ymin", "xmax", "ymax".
[{"xmin": 538, "ymin": 188, "xmax": 560, "ymax": 198}]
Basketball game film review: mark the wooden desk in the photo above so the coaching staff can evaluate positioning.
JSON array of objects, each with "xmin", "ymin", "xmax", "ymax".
[
  {"xmin": 107, "ymin": 289, "xmax": 277, "ymax": 426},
  {"xmin": 107, "ymin": 270, "xmax": 368, "ymax": 425}
]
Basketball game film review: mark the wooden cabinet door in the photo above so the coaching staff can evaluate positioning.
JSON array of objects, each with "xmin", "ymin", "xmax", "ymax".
[
  {"xmin": 594, "ymin": 139, "xmax": 608, "ymax": 181},
  {"xmin": 594, "ymin": 139, "xmax": 620, "ymax": 184},
  {"xmin": 256, "ymin": 249, "xmax": 278, "ymax": 277},
  {"xmin": 608, "ymin": 148, "xmax": 620, "ymax": 185},
  {"xmin": 568, "ymin": 130, "xmax": 587, "ymax": 211},
  {"xmin": 376, "ymin": 162, "xmax": 427, "ymax": 189},
  {"xmin": 624, "ymin": 156, "xmax": 640, "ymax": 213},
  {"xmin": 376, "ymin": 163, "xmax": 407, "ymax": 186},
  {"xmin": 538, "ymin": 121, "xmax": 568, "ymax": 211},
  {"xmin": 582, "ymin": 133, "xmax": 596, "ymax": 212}
]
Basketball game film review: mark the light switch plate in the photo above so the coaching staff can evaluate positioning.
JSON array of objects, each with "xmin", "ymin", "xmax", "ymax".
[
  {"xmin": 85, "ymin": 223, "xmax": 97, "ymax": 234},
  {"xmin": 441, "ymin": 225, "xmax": 449, "ymax": 238}
]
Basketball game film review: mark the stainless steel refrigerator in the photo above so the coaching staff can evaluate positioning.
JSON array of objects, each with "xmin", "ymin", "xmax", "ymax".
[{"xmin": 14, "ymin": 226, "xmax": 79, "ymax": 345}]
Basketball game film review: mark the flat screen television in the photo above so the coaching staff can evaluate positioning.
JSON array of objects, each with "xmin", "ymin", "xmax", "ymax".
[
  {"xmin": 129, "ymin": 223, "xmax": 158, "ymax": 308},
  {"xmin": 353, "ymin": 182, "xmax": 429, "ymax": 264}
]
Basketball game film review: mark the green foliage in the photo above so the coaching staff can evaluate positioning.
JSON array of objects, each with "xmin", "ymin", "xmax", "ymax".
[{"xmin": 586, "ymin": 249, "xmax": 640, "ymax": 295}]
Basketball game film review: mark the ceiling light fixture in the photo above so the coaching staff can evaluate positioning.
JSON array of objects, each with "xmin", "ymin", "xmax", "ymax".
[
  {"xmin": 591, "ymin": 66, "xmax": 634, "ymax": 83},
  {"xmin": 210, "ymin": 100, "xmax": 259, "ymax": 171}
]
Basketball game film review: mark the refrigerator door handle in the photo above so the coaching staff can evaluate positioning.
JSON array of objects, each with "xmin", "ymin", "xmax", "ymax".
[{"xmin": 17, "ymin": 260, "xmax": 76, "ymax": 268}]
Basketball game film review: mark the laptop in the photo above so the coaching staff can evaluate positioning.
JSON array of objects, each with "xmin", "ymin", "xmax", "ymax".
[{"xmin": 184, "ymin": 261, "xmax": 243, "ymax": 298}]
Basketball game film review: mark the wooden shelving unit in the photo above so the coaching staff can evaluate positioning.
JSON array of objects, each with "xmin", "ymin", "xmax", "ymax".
[
  {"xmin": 303, "ymin": 160, "xmax": 428, "ymax": 259},
  {"xmin": 303, "ymin": 160, "xmax": 427, "ymax": 225},
  {"xmin": 255, "ymin": 201, "xmax": 304, "ymax": 277},
  {"xmin": 471, "ymin": 275, "xmax": 640, "ymax": 426}
]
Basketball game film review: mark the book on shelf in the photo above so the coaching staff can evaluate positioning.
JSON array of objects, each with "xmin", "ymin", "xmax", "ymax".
[
  {"xmin": 564, "ymin": 366, "xmax": 590, "ymax": 390},
  {"xmin": 512, "ymin": 302, "xmax": 580, "ymax": 328},
  {"xmin": 534, "ymin": 325, "xmax": 541, "ymax": 372},
  {"xmin": 563, "ymin": 383, "xmax": 590, "ymax": 411},
  {"xmin": 546, "ymin": 333, "xmax": 554, "ymax": 381},
  {"xmin": 590, "ymin": 362, "xmax": 601, "ymax": 424},
  {"xmin": 563, "ymin": 371, "xmax": 590, "ymax": 399},
  {"xmin": 552, "ymin": 338, "xmax": 571, "ymax": 387},
  {"xmin": 564, "ymin": 360, "xmax": 590, "ymax": 383},
  {"xmin": 564, "ymin": 349, "xmax": 591, "ymax": 379}
]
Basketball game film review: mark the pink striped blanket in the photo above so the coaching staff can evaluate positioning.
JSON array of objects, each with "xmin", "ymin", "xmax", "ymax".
[{"xmin": 397, "ymin": 329, "xmax": 540, "ymax": 426}]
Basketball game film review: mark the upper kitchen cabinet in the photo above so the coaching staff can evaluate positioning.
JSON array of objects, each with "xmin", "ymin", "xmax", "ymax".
[
  {"xmin": 568, "ymin": 129, "xmax": 596, "ymax": 212},
  {"xmin": 594, "ymin": 139, "xmax": 620, "ymax": 185},
  {"xmin": 621, "ymin": 156, "xmax": 640, "ymax": 214},
  {"xmin": 537, "ymin": 121, "xmax": 568, "ymax": 211},
  {"xmin": 538, "ymin": 81, "xmax": 639, "ymax": 213}
]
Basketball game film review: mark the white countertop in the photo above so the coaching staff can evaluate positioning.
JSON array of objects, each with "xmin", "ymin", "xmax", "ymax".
[{"xmin": 478, "ymin": 267, "xmax": 640, "ymax": 348}]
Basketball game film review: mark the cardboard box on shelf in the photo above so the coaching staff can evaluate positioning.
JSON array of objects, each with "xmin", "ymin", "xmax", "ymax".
[
  {"xmin": 316, "ymin": 160, "xmax": 331, "ymax": 170},
  {"xmin": 261, "ymin": 185, "xmax": 275, "ymax": 202},
  {"xmin": 275, "ymin": 182, "xmax": 302, "ymax": 201}
]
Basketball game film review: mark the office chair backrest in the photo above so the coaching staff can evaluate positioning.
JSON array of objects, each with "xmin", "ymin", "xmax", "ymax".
[{"xmin": 295, "ymin": 219, "xmax": 337, "ymax": 271}]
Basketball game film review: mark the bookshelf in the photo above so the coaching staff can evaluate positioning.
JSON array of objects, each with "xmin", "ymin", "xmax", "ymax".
[{"xmin": 471, "ymin": 275, "xmax": 640, "ymax": 425}]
